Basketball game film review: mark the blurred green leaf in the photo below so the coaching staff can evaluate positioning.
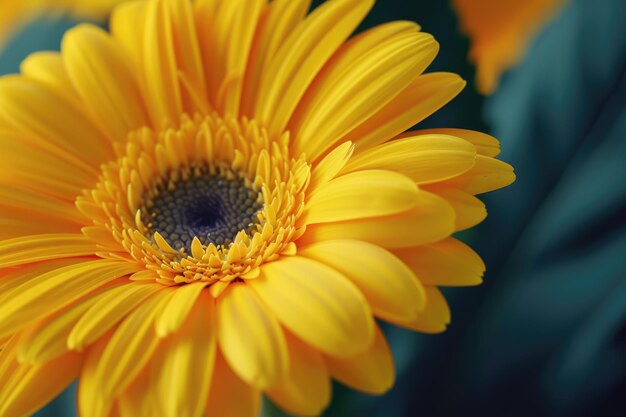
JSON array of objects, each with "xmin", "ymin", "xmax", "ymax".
[{"xmin": 458, "ymin": 0, "xmax": 626, "ymax": 414}]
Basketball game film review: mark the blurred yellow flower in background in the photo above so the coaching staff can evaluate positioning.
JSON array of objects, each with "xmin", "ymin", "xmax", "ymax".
[
  {"xmin": 0, "ymin": 0, "xmax": 514, "ymax": 417},
  {"xmin": 453, "ymin": 0, "xmax": 568, "ymax": 93}
]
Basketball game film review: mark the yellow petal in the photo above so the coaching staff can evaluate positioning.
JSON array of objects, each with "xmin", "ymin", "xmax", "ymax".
[
  {"xmin": 205, "ymin": 351, "xmax": 261, "ymax": 417},
  {"xmin": 414, "ymin": 128, "xmax": 501, "ymax": 157},
  {"xmin": 0, "ymin": 130, "xmax": 97, "ymax": 200},
  {"xmin": 434, "ymin": 189, "xmax": 487, "ymax": 231},
  {"xmin": 215, "ymin": 0, "xmax": 265, "ymax": 116},
  {"xmin": 0, "ymin": 336, "xmax": 20, "ymax": 392},
  {"xmin": 453, "ymin": 0, "xmax": 566, "ymax": 93},
  {"xmin": 95, "ymin": 289, "xmax": 173, "ymax": 399},
  {"xmin": 17, "ymin": 293, "xmax": 97, "ymax": 364},
  {"xmin": 118, "ymin": 367, "xmax": 158, "ymax": 417},
  {"xmin": 302, "ymin": 170, "xmax": 420, "ymax": 225},
  {"xmin": 155, "ymin": 292, "xmax": 217, "ymax": 417},
  {"xmin": 69, "ymin": 283, "xmax": 162, "ymax": 351},
  {"xmin": 0, "ymin": 351, "xmax": 82, "ymax": 417},
  {"xmin": 389, "ymin": 286, "xmax": 451, "ymax": 333},
  {"xmin": 20, "ymin": 52, "xmax": 76, "ymax": 97},
  {"xmin": 255, "ymin": 0, "xmax": 374, "ymax": 137},
  {"xmin": 241, "ymin": 0, "xmax": 311, "ymax": 115},
  {"xmin": 291, "ymin": 29, "xmax": 438, "ymax": 161},
  {"xmin": 0, "ymin": 183, "xmax": 81, "ymax": 223},
  {"xmin": 110, "ymin": 0, "xmax": 147, "ymax": 72},
  {"xmin": 155, "ymin": 282, "xmax": 208, "ymax": 337},
  {"xmin": 325, "ymin": 324, "xmax": 394, "ymax": 395},
  {"xmin": 343, "ymin": 134, "xmax": 476, "ymax": 184},
  {"xmin": 301, "ymin": 189, "xmax": 455, "ymax": 248},
  {"xmin": 0, "ymin": 234, "xmax": 96, "ymax": 268},
  {"xmin": 432, "ymin": 154, "xmax": 516, "ymax": 195},
  {"xmin": 142, "ymin": 0, "xmax": 182, "ymax": 126},
  {"xmin": 0, "ymin": 260, "xmax": 137, "ymax": 339},
  {"xmin": 0, "ymin": 76, "xmax": 113, "ymax": 165},
  {"xmin": 250, "ymin": 257, "xmax": 374, "ymax": 357},
  {"xmin": 62, "ymin": 24, "xmax": 149, "ymax": 141},
  {"xmin": 78, "ymin": 332, "xmax": 115, "ymax": 417},
  {"xmin": 267, "ymin": 332, "xmax": 331, "ymax": 417},
  {"xmin": 162, "ymin": 0, "xmax": 208, "ymax": 114},
  {"xmin": 217, "ymin": 283, "xmax": 288, "ymax": 389},
  {"xmin": 0, "ymin": 214, "xmax": 79, "ymax": 240},
  {"xmin": 345, "ymin": 72, "xmax": 466, "ymax": 152},
  {"xmin": 393, "ymin": 238, "xmax": 485, "ymax": 287},
  {"xmin": 308, "ymin": 141, "xmax": 354, "ymax": 194},
  {"xmin": 300, "ymin": 240, "xmax": 425, "ymax": 322},
  {"xmin": 0, "ymin": 258, "xmax": 83, "ymax": 302}
]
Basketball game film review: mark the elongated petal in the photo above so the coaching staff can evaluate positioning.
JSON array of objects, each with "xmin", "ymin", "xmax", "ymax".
[
  {"xmin": 155, "ymin": 292, "xmax": 216, "ymax": 417},
  {"xmin": 62, "ymin": 24, "xmax": 149, "ymax": 141},
  {"xmin": 415, "ymin": 128, "xmax": 501, "ymax": 157},
  {"xmin": 392, "ymin": 238, "xmax": 485, "ymax": 287},
  {"xmin": 267, "ymin": 332, "xmax": 331, "ymax": 416},
  {"xmin": 325, "ymin": 324, "xmax": 394, "ymax": 395},
  {"xmin": 142, "ymin": 0, "xmax": 182, "ymax": 126},
  {"xmin": 155, "ymin": 282, "xmax": 207, "ymax": 337},
  {"xmin": 205, "ymin": 351, "xmax": 261, "ymax": 417},
  {"xmin": 20, "ymin": 52, "xmax": 76, "ymax": 96},
  {"xmin": 255, "ymin": 0, "xmax": 373, "ymax": 137},
  {"xmin": 241, "ymin": 0, "xmax": 311, "ymax": 115},
  {"xmin": 434, "ymin": 189, "xmax": 487, "ymax": 231},
  {"xmin": 0, "ymin": 351, "xmax": 82, "ymax": 417},
  {"xmin": 118, "ymin": 367, "xmax": 158, "ymax": 417},
  {"xmin": 250, "ymin": 257, "xmax": 374, "ymax": 357},
  {"xmin": 345, "ymin": 73, "xmax": 466, "ymax": 152},
  {"xmin": 301, "ymin": 190, "xmax": 455, "ymax": 248},
  {"xmin": 0, "ymin": 77, "xmax": 113, "ymax": 165},
  {"xmin": 343, "ymin": 134, "xmax": 476, "ymax": 184},
  {"xmin": 217, "ymin": 283, "xmax": 288, "ymax": 389},
  {"xmin": 163, "ymin": 0, "xmax": 208, "ymax": 113},
  {"xmin": 389, "ymin": 286, "xmax": 451, "ymax": 333},
  {"xmin": 291, "ymin": 30, "xmax": 438, "ymax": 161},
  {"xmin": 0, "ymin": 130, "xmax": 97, "ymax": 200},
  {"xmin": 0, "ymin": 184, "xmax": 81, "ymax": 223},
  {"xmin": 300, "ymin": 240, "xmax": 425, "ymax": 322},
  {"xmin": 308, "ymin": 141, "xmax": 354, "ymax": 193},
  {"xmin": 302, "ymin": 170, "xmax": 420, "ymax": 224},
  {"xmin": 69, "ymin": 283, "xmax": 162, "ymax": 350},
  {"xmin": 78, "ymin": 333, "xmax": 115, "ymax": 417},
  {"xmin": 431, "ymin": 154, "xmax": 516, "ymax": 195},
  {"xmin": 0, "ymin": 234, "xmax": 96, "ymax": 267},
  {"xmin": 17, "ymin": 293, "xmax": 97, "ymax": 363},
  {"xmin": 0, "ymin": 260, "xmax": 138, "ymax": 339},
  {"xmin": 95, "ymin": 289, "xmax": 173, "ymax": 399}
]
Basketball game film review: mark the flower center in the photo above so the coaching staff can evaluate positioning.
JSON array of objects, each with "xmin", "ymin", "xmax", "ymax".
[
  {"xmin": 78, "ymin": 113, "xmax": 311, "ymax": 290},
  {"xmin": 141, "ymin": 166, "xmax": 263, "ymax": 252}
]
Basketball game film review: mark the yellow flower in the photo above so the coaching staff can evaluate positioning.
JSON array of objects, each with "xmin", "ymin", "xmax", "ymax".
[
  {"xmin": 0, "ymin": 0, "xmax": 515, "ymax": 416},
  {"xmin": 0, "ymin": 0, "xmax": 128, "ymax": 52},
  {"xmin": 453, "ymin": 0, "xmax": 567, "ymax": 93}
]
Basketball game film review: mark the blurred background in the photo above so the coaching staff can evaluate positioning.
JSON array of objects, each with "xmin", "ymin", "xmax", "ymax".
[{"xmin": 1, "ymin": 0, "xmax": 624, "ymax": 416}]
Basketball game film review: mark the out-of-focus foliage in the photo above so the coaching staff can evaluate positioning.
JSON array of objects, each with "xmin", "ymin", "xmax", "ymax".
[
  {"xmin": 453, "ymin": 0, "xmax": 567, "ymax": 94},
  {"xmin": 466, "ymin": 0, "xmax": 626, "ymax": 413}
]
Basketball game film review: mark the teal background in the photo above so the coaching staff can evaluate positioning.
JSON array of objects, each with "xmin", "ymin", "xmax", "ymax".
[{"xmin": 1, "ymin": 0, "xmax": 625, "ymax": 415}]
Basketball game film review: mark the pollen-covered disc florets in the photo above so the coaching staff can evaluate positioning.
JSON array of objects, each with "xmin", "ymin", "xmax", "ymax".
[{"xmin": 77, "ymin": 114, "xmax": 310, "ymax": 294}]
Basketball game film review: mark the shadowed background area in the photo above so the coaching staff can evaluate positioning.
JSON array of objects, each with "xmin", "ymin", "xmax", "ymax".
[{"xmin": 1, "ymin": 0, "xmax": 624, "ymax": 415}]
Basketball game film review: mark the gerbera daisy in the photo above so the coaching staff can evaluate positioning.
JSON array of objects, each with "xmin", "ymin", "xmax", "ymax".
[{"xmin": 0, "ymin": 0, "xmax": 515, "ymax": 416}]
